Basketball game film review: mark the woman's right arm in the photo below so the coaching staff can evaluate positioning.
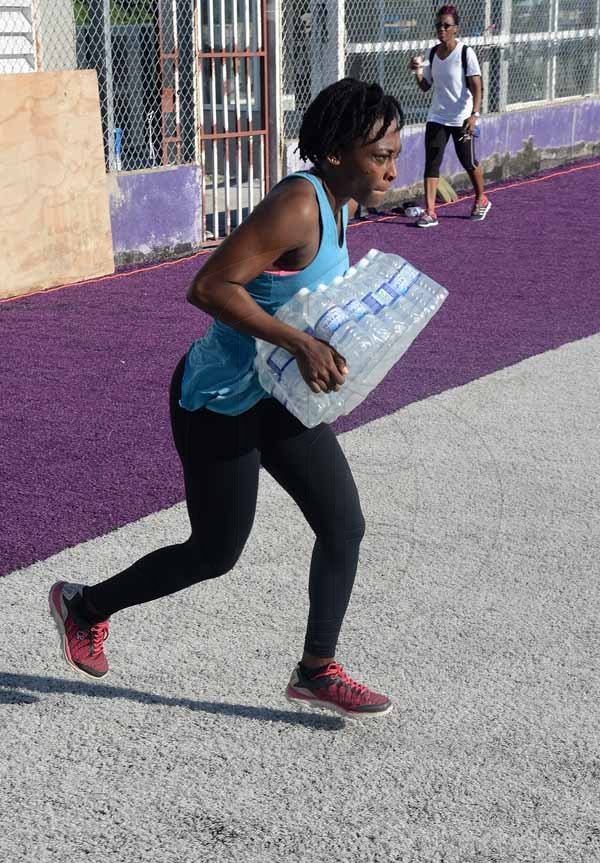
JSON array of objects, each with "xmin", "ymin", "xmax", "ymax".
[
  {"xmin": 409, "ymin": 56, "xmax": 431, "ymax": 92},
  {"xmin": 187, "ymin": 182, "xmax": 347, "ymax": 394}
]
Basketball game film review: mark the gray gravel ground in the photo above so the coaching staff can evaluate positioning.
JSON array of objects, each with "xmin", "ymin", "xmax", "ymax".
[{"xmin": 2, "ymin": 335, "xmax": 599, "ymax": 863}]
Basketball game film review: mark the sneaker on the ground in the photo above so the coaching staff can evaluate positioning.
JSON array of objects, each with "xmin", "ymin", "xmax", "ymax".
[
  {"xmin": 48, "ymin": 581, "xmax": 109, "ymax": 679},
  {"xmin": 470, "ymin": 197, "xmax": 492, "ymax": 221},
  {"xmin": 416, "ymin": 211, "xmax": 438, "ymax": 228},
  {"xmin": 286, "ymin": 661, "xmax": 392, "ymax": 718}
]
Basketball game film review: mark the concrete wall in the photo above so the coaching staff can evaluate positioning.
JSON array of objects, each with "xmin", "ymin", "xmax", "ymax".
[
  {"xmin": 108, "ymin": 164, "xmax": 203, "ymax": 265},
  {"xmin": 285, "ymin": 97, "xmax": 600, "ymax": 203},
  {"xmin": 108, "ymin": 97, "xmax": 599, "ymax": 263}
]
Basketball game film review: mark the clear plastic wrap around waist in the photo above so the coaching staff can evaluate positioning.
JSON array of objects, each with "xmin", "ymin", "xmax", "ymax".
[{"xmin": 179, "ymin": 320, "xmax": 268, "ymax": 415}]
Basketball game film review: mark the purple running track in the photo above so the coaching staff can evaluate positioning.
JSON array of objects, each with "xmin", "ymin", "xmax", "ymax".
[{"xmin": 1, "ymin": 160, "xmax": 600, "ymax": 576}]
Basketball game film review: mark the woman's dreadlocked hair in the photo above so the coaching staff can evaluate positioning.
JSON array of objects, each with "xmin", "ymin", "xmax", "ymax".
[{"xmin": 298, "ymin": 78, "xmax": 404, "ymax": 166}]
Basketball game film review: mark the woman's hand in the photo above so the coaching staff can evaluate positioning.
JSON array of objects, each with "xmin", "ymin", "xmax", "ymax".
[
  {"xmin": 462, "ymin": 115, "xmax": 478, "ymax": 138},
  {"xmin": 292, "ymin": 335, "xmax": 349, "ymax": 394},
  {"xmin": 409, "ymin": 55, "xmax": 424, "ymax": 73}
]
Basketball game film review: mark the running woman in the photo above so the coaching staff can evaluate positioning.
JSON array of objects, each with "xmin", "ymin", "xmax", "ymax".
[
  {"xmin": 49, "ymin": 79, "xmax": 403, "ymax": 719},
  {"xmin": 409, "ymin": 4, "xmax": 492, "ymax": 226}
]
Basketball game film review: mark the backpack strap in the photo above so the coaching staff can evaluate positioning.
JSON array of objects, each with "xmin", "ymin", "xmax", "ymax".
[
  {"xmin": 462, "ymin": 44, "xmax": 484, "ymax": 93},
  {"xmin": 461, "ymin": 44, "xmax": 468, "ymax": 78},
  {"xmin": 428, "ymin": 44, "xmax": 439, "ymax": 80}
]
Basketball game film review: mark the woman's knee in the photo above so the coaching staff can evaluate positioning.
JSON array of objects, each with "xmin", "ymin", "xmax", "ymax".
[
  {"xmin": 317, "ymin": 509, "xmax": 366, "ymax": 550},
  {"xmin": 183, "ymin": 539, "xmax": 245, "ymax": 580}
]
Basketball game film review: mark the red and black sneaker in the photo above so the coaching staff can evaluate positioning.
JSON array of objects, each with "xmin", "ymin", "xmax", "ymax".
[
  {"xmin": 48, "ymin": 581, "xmax": 109, "ymax": 679},
  {"xmin": 286, "ymin": 661, "xmax": 392, "ymax": 718}
]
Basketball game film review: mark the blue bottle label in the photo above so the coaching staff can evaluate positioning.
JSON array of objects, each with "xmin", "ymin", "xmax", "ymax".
[
  {"xmin": 266, "ymin": 327, "xmax": 314, "ymax": 380},
  {"xmin": 362, "ymin": 285, "xmax": 395, "ymax": 314},
  {"xmin": 267, "ymin": 347, "xmax": 295, "ymax": 379},
  {"xmin": 389, "ymin": 263, "xmax": 420, "ymax": 295},
  {"xmin": 343, "ymin": 298, "xmax": 369, "ymax": 321},
  {"xmin": 315, "ymin": 306, "xmax": 351, "ymax": 340}
]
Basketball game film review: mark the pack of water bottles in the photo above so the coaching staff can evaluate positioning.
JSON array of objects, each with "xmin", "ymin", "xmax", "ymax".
[{"xmin": 254, "ymin": 249, "xmax": 448, "ymax": 427}]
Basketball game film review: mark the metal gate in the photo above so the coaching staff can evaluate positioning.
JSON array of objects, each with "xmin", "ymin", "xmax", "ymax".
[{"xmin": 195, "ymin": 0, "xmax": 269, "ymax": 242}]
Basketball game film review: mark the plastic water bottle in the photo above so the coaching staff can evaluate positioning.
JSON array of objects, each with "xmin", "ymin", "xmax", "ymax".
[
  {"xmin": 330, "ymin": 270, "xmax": 391, "ymax": 346},
  {"xmin": 255, "ymin": 289, "xmax": 314, "ymax": 421},
  {"xmin": 255, "ymin": 287, "xmax": 346, "ymax": 426},
  {"xmin": 308, "ymin": 284, "xmax": 375, "ymax": 366},
  {"xmin": 255, "ymin": 288, "xmax": 310, "ymax": 384},
  {"xmin": 368, "ymin": 250, "xmax": 440, "ymax": 331},
  {"xmin": 362, "ymin": 249, "xmax": 447, "ymax": 345},
  {"xmin": 357, "ymin": 253, "xmax": 420, "ymax": 340},
  {"xmin": 254, "ymin": 250, "xmax": 448, "ymax": 427}
]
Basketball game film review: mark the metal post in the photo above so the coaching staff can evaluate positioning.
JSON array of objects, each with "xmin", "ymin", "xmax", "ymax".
[
  {"xmin": 309, "ymin": 0, "xmax": 345, "ymax": 96},
  {"xmin": 377, "ymin": 0, "xmax": 384, "ymax": 85},
  {"xmin": 482, "ymin": 0, "xmax": 492, "ymax": 113},
  {"xmin": 498, "ymin": 0, "xmax": 512, "ymax": 111},
  {"xmin": 595, "ymin": 0, "xmax": 600, "ymax": 95},
  {"xmin": 328, "ymin": 0, "xmax": 345, "ymax": 82},
  {"xmin": 547, "ymin": 0, "xmax": 559, "ymax": 101},
  {"xmin": 266, "ymin": 0, "xmax": 282, "ymax": 186},
  {"xmin": 309, "ymin": 0, "xmax": 322, "ymax": 100},
  {"xmin": 103, "ymin": 0, "xmax": 117, "ymax": 171}
]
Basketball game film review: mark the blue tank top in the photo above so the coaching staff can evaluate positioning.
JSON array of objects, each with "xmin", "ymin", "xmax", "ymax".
[{"xmin": 180, "ymin": 172, "xmax": 350, "ymax": 415}]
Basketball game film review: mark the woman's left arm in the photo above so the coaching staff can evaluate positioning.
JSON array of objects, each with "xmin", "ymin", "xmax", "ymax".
[
  {"xmin": 467, "ymin": 75, "xmax": 482, "ymax": 115},
  {"xmin": 464, "ymin": 75, "xmax": 482, "ymax": 134}
]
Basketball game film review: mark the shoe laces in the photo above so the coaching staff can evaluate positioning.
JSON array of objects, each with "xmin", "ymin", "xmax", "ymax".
[
  {"xmin": 89, "ymin": 622, "xmax": 109, "ymax": 657},
  {"xmin": 317, "ymin": 662, "xmax": 368, "ymax": 697}
]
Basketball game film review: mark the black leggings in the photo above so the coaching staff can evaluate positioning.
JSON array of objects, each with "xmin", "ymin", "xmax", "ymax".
[
  {"xmin": 424, "ymin": 121, "xmax": 479, "ymax": 178},
  {"xmin": 85, "ymin": 357, "xmax": 366, "ymax": 657}
]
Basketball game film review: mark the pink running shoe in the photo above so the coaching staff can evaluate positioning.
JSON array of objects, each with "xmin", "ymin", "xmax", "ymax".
[
  {"xmin": 48, "ymin": 581, "xmax": 109, "ymax": 679},
  {"xmin": 286, "ymin": 661, "xmax": 392, "ymax": 718}
]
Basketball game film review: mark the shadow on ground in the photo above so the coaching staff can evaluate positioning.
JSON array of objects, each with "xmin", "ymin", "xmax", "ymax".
[{"xmin": 0, "ymin": 671, "xmax": 345, "ymax": 730}]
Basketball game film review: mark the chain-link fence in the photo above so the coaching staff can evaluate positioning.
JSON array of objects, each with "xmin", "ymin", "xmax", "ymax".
[
  {"xmin": 0, "ymin": 1, "xmax": 198, "ymax": 171},
  {"xmin": 0, "ymin": 0, "xmax": 265, "ymax": 182},
  {"xmin": 1, "ymin": 0, "xmax": 599, "ymax": 176},
  {"xmin": 281, "ymin": 0, "xmax": 600, "ymax": 139}
]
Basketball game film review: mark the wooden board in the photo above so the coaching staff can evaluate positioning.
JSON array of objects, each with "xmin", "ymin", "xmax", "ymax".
[{"xmin": 0, "ymin": 70, "xmax": 114, "ymax": 300}]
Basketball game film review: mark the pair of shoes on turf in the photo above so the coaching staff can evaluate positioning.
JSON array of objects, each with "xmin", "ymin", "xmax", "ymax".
[
  {"xmin": 416, "ymin": 196, "xmax": 492, "ymax": 227},
  {"xmin": 49, "ymin": 581, "xmax": 392, "ymax": 718}
]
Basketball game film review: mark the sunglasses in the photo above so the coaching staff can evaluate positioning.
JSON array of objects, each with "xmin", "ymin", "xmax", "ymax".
[{"xmin": 436, "ymin": 22, "xmax": 456, "ymax": 29}]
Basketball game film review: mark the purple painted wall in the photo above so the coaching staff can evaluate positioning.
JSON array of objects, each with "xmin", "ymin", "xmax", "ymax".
[
  {"xmin": 285, "ymin": 98, "xmax": 600, "ymax": 188},
  {"xmin": 108, "ymin": 164, "xmax": 203, "ymax": 264},
  {"xmin": 107, "ymin": 99, "xmax": 598, "ymax": 263}
]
